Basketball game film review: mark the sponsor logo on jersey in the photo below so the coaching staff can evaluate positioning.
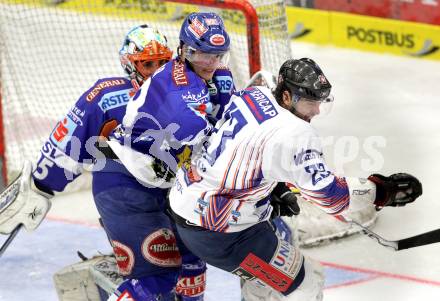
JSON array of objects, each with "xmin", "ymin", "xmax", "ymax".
[
  {"xmin": 215, "ymin": 75, "xmax": 233, "ymax": 93},
  {"xmin": 210, "ymin": 34, "xmax": 225, "ymax": 46},
  {"xmin": 188, "ymin": 17, "xmax": 208, "ymax": 39},
  {"xmin": 98, "ymin": 88, "xmax": 131, "ymax": 112},
  {"xmin": 50, "ymin": 115, "xmax": 78, "ymax": 149},
  {"xmin": 86, "ymin": 79, "xmax": 126, "ymax": 102},
  {"xmin": 181, "ymin": 89, "xmax": 209, "ymax": 104},
  {"xmin": 172, "ymin": 60, "xmax": 188, "ymax": 86},
  {"xmin": 176, "ymin": 273, "xmax": 206, "ymax": 297},
  {"xmin": 293, "ymin": 149, "xmax": 323, "ymax": 165},
  {"xmin": 242, "ymin": 88, "xmax": 278, "ymax": 124},
  {"xmin": 111, "ymin": 240, "xmax": 135, "ymax": 276},
  {"xmin": 67, "ymin": 105, "xmax": 85, "ymax": 126},
  {"xmin": 141, "ymin": 228, "xmax": 181, "ymax": 267}
]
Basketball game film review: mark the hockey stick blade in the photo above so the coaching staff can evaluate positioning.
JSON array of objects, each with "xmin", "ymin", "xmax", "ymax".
[
  {"xmin": 350, "ymin": 220, "xmax": 440, "ymax": 251},
  {"xmin": 350, "ymin": 220, "xmax": 398, "ymax": 250},
  {"xmin": 0, "ymin": 223, "xmax": 23, "ymax": 257}
]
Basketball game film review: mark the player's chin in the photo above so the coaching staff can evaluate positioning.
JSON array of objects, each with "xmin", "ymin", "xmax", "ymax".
[{"xmin": 199, "ymin": 69, "xmax": 216, "ymax": 80}]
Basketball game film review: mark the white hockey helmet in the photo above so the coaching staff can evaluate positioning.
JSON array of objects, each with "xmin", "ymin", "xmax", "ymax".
[{"xmin": 119, "ymin": 25, "xmax": 173, "ymax": 85}]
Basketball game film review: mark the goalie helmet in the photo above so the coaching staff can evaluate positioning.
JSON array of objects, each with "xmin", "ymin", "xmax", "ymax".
[
  {"xmin": 119, "ymin": 25, "xmax": 173, "ymax": 86},
  {"xmin": 179, "ymin": 12, "xmax": 230, "ymax": 54},
  {"xmin": 277, "ymin": 58, "xmax": 332, "ymax": 101}
]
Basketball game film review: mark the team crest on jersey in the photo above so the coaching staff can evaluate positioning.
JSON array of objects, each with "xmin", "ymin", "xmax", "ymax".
[
  {"xmin": 141, "ymin": 228, "xmax": 181, "ymax": 267},
  {"xmin": 229, "ymin": 210, "xmax": 241, "ymax": 224},
  {"xmin": 172, "ymin": 60, "xmax": 188, "ymax": 86},
  {"xmin": 194, "ymin": 198, "xmax": 209, "ymax": 216},
  {"xmin": 242, "ymin": 88, "xmax": 278, "ymax": 124},
  {"xmin": 86, "ymin": 79, "xmax": 126, "ymax": 102},
  {"xmin": 111, "ymin": 240, "xmax": 135, "ymax": 276}
]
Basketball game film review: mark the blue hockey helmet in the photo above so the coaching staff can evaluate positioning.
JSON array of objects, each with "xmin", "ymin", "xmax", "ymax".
[{"xmin": 179, "ymin": 12, "xmax": 230, "ymax": 54}]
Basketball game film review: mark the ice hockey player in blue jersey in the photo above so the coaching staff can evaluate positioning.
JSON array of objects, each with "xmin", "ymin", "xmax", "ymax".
[
  {"xmin": 108, "ymin": 12, "xmax": 234, "ymax": 182},
  {"xmin": 93, "ymin": 12, "xmax": 235, "ymax": 301},
  {"xmin": 0, "ymin": 24, "xmax": 213, "ymax": 301},
  {"xmin": 168, "ymin": 58, "xmax": 423, "ymax": 301}
]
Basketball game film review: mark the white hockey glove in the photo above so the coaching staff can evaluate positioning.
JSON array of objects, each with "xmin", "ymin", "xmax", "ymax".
[{"xmin": 0, "ymin": 161, "xmax": 53, "ymax": 234}]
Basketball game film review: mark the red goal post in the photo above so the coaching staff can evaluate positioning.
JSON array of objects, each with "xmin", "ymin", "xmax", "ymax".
[{"xmin": 0, "ymin": 0, "xmax": 291, "ymax": 186}]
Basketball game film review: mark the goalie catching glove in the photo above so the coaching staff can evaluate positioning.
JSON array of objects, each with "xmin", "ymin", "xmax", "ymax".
[
  {"xmin": 368, "ymin": 173, "xmax": 422, "ymax": 210},
  {"xmin": 0, "ymin": 161, "xmax": 53, "ymax": 234},
  {"xmin": 270, "ymin": 182, "xmax": 300, "ymax": 218}
]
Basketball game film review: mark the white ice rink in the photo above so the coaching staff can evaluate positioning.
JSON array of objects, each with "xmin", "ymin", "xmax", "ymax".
[{"xmin": 1, "ymin": 42, "xmax": 440, "ymax": 300}]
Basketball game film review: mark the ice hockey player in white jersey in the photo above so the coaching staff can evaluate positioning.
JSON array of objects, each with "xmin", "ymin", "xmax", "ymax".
[{"xmin": 168, "ymin": 58, "xmax": 423, "ymax": 300}]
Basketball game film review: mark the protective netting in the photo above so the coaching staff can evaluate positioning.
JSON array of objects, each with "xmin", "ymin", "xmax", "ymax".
[{"xmin": 0, "ymin": 0, "xmax": 291, "ymax": 185}]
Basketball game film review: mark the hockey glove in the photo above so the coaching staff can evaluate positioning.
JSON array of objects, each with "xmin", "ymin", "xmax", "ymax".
[
  {"xmin": 0, "ymin": 161, "xmax": 53, "ymax": 234},
  {"xmin": 152, "ymin": 158, "xmax": 176, "ymax": 183},
  {"xmin": 270, "ymin": 182, "xmax": 300, "ymax": 218},
  {"xmin": 368, "ymin": 173, "xmax": 422, "ymax": 210}
]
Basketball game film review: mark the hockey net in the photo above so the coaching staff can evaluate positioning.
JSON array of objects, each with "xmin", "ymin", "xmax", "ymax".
[{"xmin": 0, "ymin": 0, "xmax": 291, "ymax": 188}]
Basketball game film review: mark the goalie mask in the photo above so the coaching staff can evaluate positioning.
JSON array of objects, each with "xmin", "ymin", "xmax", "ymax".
[
  {"xmin": 119, "ymin": 25, "xmax": 173, "ymax": 87},
  {"xmin": 276, "ymin": 58, "xmax": 334, "ymax": 121},
  {"xmin": 179, "ymin": 12, "xmax": 230, "ymax": 75}
]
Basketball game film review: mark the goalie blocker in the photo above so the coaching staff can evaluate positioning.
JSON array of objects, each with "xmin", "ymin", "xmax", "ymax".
[{"xmin": 0, "ymin": 161, "xmax": 53, "ymax": 236}]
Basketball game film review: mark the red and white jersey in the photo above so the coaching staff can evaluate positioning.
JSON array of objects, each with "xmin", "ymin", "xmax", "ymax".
[{"xmin": 169, "ymin": 86, "xmax": 375, "ymax": 233}]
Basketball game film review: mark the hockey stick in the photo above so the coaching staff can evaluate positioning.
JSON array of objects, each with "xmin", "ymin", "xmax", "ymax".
[
  {"xmin": 0, "ymin": 223, "xmax": 23, "ymax": 257},
  {"xmin": 350, "ymin": 220, "xmax": 440, "ymax": 251}
]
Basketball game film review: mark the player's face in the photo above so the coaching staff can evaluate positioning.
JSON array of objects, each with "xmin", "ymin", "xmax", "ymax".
[
  {"xmin": 294, "ymin": 99, "xmax": 321, "ymax": 122},
  {"xmin": 183, "ymin": 46, "xmax": 229, "ymax": 80},
  {"xmin": 135, "ymin": 59, "xmax": 168, "ymax": 80}
]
